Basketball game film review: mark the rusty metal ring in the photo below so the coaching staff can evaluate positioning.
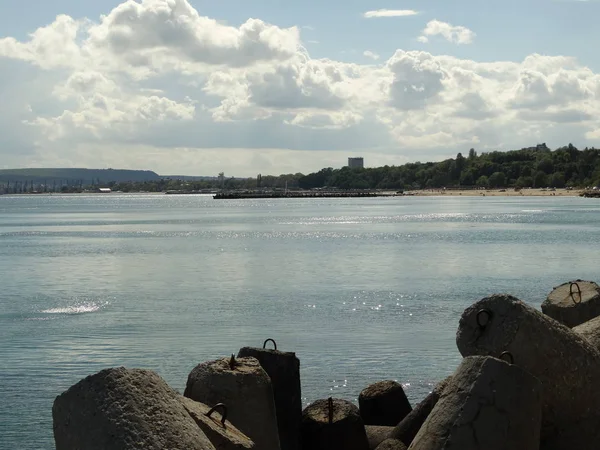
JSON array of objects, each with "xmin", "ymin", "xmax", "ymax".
[
  {"xmin": 499, "ymin": 351, "xmax": 514, "ymax": 365},
  {"xmin": 205, "ymin": 403, "xmax": 228, "ymax": 427},
  {"xmin": 328, "ymin": 397, "xmax": 334, "ymax": 425},
  {"xmin": 476, "ymin": 309, "xmax": 492, "ymax": 329},
  {"xmin": 570, "ymin": 282, "xmax": 582, "ymax": 305},
  {"xmin": 263, "ymin": 338, "xmax": 277, "ymax": 350}
]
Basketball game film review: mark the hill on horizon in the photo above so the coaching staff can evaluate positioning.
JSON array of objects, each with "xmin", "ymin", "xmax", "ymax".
[{"xmin": 0, "ymin": 168, "xmax": 161, "ymax": 184}]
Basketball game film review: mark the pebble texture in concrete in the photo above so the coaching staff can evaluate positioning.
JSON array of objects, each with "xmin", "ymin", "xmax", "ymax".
[{"xmin": 53, "ymin": 367, "xmax": 216, "ymax": 450}]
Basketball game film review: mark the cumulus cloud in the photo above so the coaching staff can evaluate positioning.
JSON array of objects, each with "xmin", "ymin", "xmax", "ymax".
[
  {"xmin": 0, "ymin": 0, "xmax": 599, "ymax": 175},
  {"xmin": 363, "ymin": 9, "xmax": 419, "ymax": 18},
  {"xmin": 364, "ymin": 51, "xmax": 380, "ymax": 60},
  {"xmin": 419, "ymin": 20, "xmax": 476, "ymax": 45}
]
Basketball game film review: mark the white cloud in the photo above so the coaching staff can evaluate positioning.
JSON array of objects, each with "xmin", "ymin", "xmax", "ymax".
[
  {"xmin": 364, "ymin": 9, "xmax": 419, "ymax": 18},
  {"xmin": 0, "ymin": 0, "xmax": 599, "ymax": 176},
  {"xmin": 363, "ymin": 51, "xmax": 380, "ymax": 60},
  {"xmin": 419, "ymin": 20, "xmax": 476, "ymax": 45}
]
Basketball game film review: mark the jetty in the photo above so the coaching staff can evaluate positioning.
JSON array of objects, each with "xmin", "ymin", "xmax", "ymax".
[
  {"xmin": 51, "ymin": 278, "xmax": 600, "ymax": 450},
  {"xmin": 213, "ymin": 190, "xmax": 401, "ymax": 199}
]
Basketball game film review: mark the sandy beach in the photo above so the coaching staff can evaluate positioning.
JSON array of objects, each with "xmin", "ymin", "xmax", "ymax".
[{"xmin": 405, "ymin": 188, "xmax": 585, "ymax": 197}]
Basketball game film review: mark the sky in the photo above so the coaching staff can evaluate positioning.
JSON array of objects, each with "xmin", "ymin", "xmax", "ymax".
[{"xmin": 1, "ymin": 0, "xmax": 600, "ymax": 176}]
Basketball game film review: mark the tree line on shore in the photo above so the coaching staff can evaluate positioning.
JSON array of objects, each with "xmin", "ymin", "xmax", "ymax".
[
  {"xmin": 111, "ymin": 143, "xmax": 599, "ymax": 192},
  {"xmin": 4, "ymin": 143, "xmax": 599, "ymax": 194}
]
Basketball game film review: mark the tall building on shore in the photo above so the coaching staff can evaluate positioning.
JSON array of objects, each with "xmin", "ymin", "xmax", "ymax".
[{"xmin": 348, "ymin": 157, "xmax": 364, "ymax": 169}]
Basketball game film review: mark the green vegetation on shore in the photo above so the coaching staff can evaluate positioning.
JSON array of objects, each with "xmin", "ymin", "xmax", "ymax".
[
  {"xmin": 2, "ymin": 144, "xmax": 600, "ymax": 193},
  {"xmin": 297, "ymin": 144, "xmax": 600, "ymax": 190}
]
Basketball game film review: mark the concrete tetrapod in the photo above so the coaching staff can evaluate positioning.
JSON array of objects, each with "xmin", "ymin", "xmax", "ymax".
[
  {"xmin": 457, "ymin": 294, "xmax": 600, "ymax": 450},
  {"xmin": 185, "ymin": 356, "xmax": 281, "ymax": 450},
  {"xmin": 408, "ymin": 356, "xmax": 542, "ymax": 450},
  {"xmin": 238, "ymin": 342, "xmax": 301, "ymax": 450},
  {"xmin": 376, "ymin": 439, "xmax": 408, "ymax": 450},
  {"xmin": 388, "ymin": 377, "xmax": 452, "ymax": 447},
  {"xmin": 359, "ymin": 380, "xmax": 412, "ymax": 426},
  {"xmin": 181, "ymin": 398, "xmax": 254, "ymax": 450},
  {"xmin": 573, "ymin": 315, "xmax": 600, "ymax": 349},
  {"xmin": 301, "ymin": 398, "xmax": 370, "ymax": 450},
  {"xmin": 52, "ymin": 367, "xmax": 216, "ymax": 450},
  {"xmin": 366, "ymin": 425, "xmax": 394, "ymax": 449},
  {"xmin": 541, "ymin": 280, "xmax": 600, "ymax": 327}
]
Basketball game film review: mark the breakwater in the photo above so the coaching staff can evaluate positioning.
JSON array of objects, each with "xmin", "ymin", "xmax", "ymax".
[
  {"xmin": 213, "ymin": 190, "xmax": 399, "ymax": 199},
  {"xmin": 51, "ymin": 279, "xmax": 600, "ymax": 450}
]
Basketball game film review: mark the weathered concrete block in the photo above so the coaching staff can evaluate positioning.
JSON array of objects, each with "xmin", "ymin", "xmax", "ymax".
[
  {"xmin": 52, "ymin": 367, "xmax": 216, "ymax": 450},
  {"xmin": 359, "ymin": 380, "xmax": 412, "ymax": 426},
  {"xmin": 366, "ymin": 425, "xmax": 393, "ymax": 449},
  {"xmin": 573, "ymin": 315, "xmax": 600, "ymax": 349},
  {"xmin": 541, "ymin": 280, "xmax": 600, "ymax": 327},
  {"xmin": 181, "ymin": 398, "xmax": 254, "ymax": 450},
  {"xmin": 389, "ymin": 377, "xmax": 452, "ymax": 447},
  {"xmin": 457, "ymin": 294, "xmax": 600, "ymax": 450},
  {"xmin": 301, "ymin": 398, "xmax": 369, "ymax": 450},
  {"xmin": 409, "ymin": 356, "xmax": 542, "ymax": 450},
  {"xmin": 238, "ymin": 342, "xmax": 301, "ymax": 450},
  {"xmin": 185, "ymin": 356, "xmax": 280, "ymax": 450},
  {"xmin": 375, "ymin": 439, "xmax": 408, "ymax": 450}
]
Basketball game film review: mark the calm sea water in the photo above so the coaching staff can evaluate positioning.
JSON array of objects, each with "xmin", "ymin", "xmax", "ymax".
[{"xmin": 1, "ymin": 193, "xmax": 599, "ymax": 449}]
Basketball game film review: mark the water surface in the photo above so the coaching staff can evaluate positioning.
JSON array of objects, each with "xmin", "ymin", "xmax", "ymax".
[{"xmin": 1, "ymin": 194, "xmax": 599, "ymax": 449}]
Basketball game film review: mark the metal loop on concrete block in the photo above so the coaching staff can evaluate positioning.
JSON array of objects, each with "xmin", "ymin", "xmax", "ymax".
[
  {"xmin": 263, "ymin": 338, "xmax": 277, "ymax": 350},
  {"xmin": 328, "ymin": 397, "xmax": 334, "ymax": 425},
  {"xmin": 499, "ymin": 351, "xmax": 514, "ymax": 365},
  {"xmin": 205, "ymin": 403, "xmax": 228, "ymax": 427},
  {"xmin": 570, "ymin": 282, "xmax": 582, "ymax": 305},
  {"xmin": 476, "ymin": 309, "xmax": 492, "ymax": 329}
]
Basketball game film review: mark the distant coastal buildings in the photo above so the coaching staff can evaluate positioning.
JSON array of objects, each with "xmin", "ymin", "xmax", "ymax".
[{"xmin": 348, "ymin": 157, "xmax": 364, "ymax": 169}]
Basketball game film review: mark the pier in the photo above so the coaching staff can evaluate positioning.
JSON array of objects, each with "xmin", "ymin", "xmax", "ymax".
[{"xmin": 213, "ymin": 190, "xmax": 400, "ymax": 199}]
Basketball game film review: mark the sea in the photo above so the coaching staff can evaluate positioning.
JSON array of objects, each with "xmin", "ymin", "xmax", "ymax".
[{"xmin": 1, "ymin": 193, "xmax": 599, "ymax": 449}]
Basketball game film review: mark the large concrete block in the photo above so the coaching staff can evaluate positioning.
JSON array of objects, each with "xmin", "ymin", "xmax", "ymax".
[
  {"xmin": 181, "ymin": 398, "xmax": 254, "ymax": 450},
  {"xmin": 238, "ymin": 340, "xmax": 301, "ymax": 450},
  {"xmin": 185, "ymin": 356, "xmax": 280, "ymax": 450},
  {"xmin": 457, "ymin": 294, "xmax": 600, "ymax": 450},
  {"xmin": 408, "ymin": 356, "xmax": 542, "ymax": 450},
  {"xmin": 376, "ymin": 439, "xmax": 408, "ymax": 450},
  {"xmin": 301, "ymin": 398, "xmax": 369, "ymax": 450},
  {"xmin": 53, "ymin": 367, "xmax": 216, "ymax": 450},
  {"xmin": 366, "ymin": 425, "xmax": 394, "ymax": 449},
  {"xmin": 541, "ymin": 280, "xmax": 600, "ymax": 327},
  {"xmin": 574, "ymin": 315, "xmax": 600, "ymax": 349},
  {"xmin": 359, "ymin": 380, "xmax": 412, "ymax": 426},
  {"xmin": 389, "ymin": 377, "xmax": 452, "ymax": 447}
]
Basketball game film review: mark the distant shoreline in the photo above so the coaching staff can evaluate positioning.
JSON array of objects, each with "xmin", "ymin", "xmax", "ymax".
[
  {"xmin": 404, "ymin": 188, "xmax": 584, "ymax": 197},
  {"xmin": 0, "ymin": 188, "xmax": 589, "ymax": 198}
]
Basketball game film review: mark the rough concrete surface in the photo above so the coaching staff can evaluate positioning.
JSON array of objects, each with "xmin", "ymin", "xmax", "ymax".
[
  {"xmin": 376, "ymin": 439, "xmax": 408, "ymax": 450},
  {"xmin": 389, "ymin": 377, "xmax": 452, "ymax": 447},
  {"xmin": 181, "ymin": 397, "xmax": 254, "ymax": 450},
  {"xmin": 408, "ymin": 356, "xmax": 542, "ymax": 450},
  {"xmin": 359, "ymin": 380, "xmax": 412, "ymax": 426},
  {"xmin": 53, "ymin": 367, "xmax": 216, "ymax": 450},
  {"xmin": 542, "ymin": 280, "xmax": 600, "ymax": 327},
  {"xmin": 238, "ymin": 346, "xmax": 301, "ymax": 450},
  {"xmin": 301, "ymin": 398, "xmax": 370, "ymax": 450},
  {"xmin": 457, "ymin": 294, "xmax": 600, "ymax": 450},
  {"xmin": 185, "ymin": 356, "xmax": 280, "ymax": 450},
  {"xmin": 366, "ymin": 425, "xmax": 394, "ymax": 449},
  {"xmin": 573, "ymin": 315, "xmax": 600, "ymax": 349}
]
